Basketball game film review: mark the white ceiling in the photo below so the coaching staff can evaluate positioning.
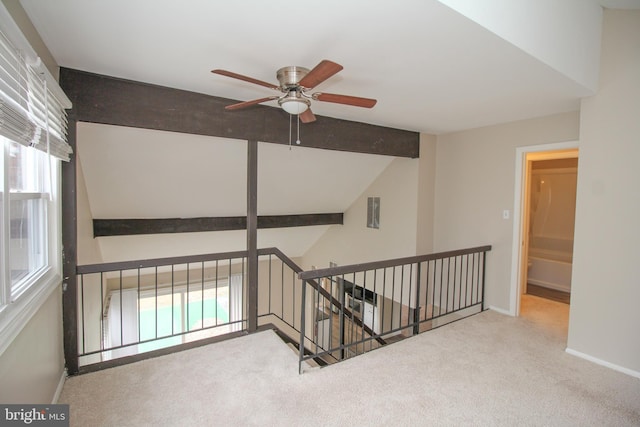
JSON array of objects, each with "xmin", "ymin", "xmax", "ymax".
[
  {"xmin": 19, "ymin": 0, "xmax": 634, "ymax": 262},
  {"xmin": 19, "ymin": 0, "xmax": 606, "ymax": 134}
]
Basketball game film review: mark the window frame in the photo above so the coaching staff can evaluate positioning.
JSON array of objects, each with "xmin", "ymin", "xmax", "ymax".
[
  {"xmin": 0, "ymin": 138, "xmax": 62, "ymax": 357},
  {"xmin": 0, "ymin": 6, "xmax": 71, "ymax": 357}
]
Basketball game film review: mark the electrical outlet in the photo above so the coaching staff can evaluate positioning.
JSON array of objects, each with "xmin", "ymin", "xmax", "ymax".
[{"xmin": 502, "ymin": 210, "xmax": 510, "ymax": 220}]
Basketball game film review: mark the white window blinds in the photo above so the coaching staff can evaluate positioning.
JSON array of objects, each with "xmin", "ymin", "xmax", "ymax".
[{"xmin": 0, "ymin": 29, "xmax": 72, "ymax": 161}]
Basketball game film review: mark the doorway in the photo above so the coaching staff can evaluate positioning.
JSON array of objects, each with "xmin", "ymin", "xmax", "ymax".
[{"xmin": 509, "ymin": 141, "xmax": 579, "ymax": 316}]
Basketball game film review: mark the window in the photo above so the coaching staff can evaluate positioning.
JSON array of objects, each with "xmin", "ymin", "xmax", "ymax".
[
  {"xmin": 103, "ymin": 275, "xmax": 243, "ymax": 360},
  {"xmin": 0, "ymin": 18, "xmax": 71, "ymax": 354},
  {"xmin": 5, "ymin": 140, "xmax": 50, "ymax": 297},
  {"xmin": 0, "ymin": 135, "xmax": 61, "ymax": 340}
]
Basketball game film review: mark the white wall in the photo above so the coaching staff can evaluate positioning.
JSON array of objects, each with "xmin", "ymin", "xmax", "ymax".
[
  {"xmin": 77, "ymin": 157, "xmax": 103, "ymax": 265},
  {"xmin": 302, "ymin": 156, "xmax": 420, "ymax": 270},
  {"xmin": 433, "ymin": 111, "xmax": 580, "ymax": 310},
  {"xmin": 567, "ymin": 10, "xmax": 640, "ymax": 375},
  {"xmin": 75, "ymin": 156, "xmax": 106, "ymax": 362},
  {"xmin": 437, "ymin": 0, "xmax": 602, "ymax": 92},
  {"xmin": 416, "ymin": 134, "xmax": 437, "ymax": 255},
  {"xmin": 301, "ymin": 139, "xmax": 441, "ymax": 307},
  {"xmin": 0, "ymin": 287, "xmax": 65, "ymax": 403}
]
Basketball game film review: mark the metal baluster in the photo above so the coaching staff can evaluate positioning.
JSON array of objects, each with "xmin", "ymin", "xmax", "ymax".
[
  {"xmin": 425, "ymin": 261, "xmax": 431, "ymax": 319},
  {"xmin": 391, "ymin": 266, "xmax": 396, "ymax": 338},
  {"xmin": 464, "ymin": 254, "xmax": 470, "ymax": 307},
  {"xmin": 399, "ymin": 265, "xmax": 405, "ymax": 332},
  {"xmin": 99, "ymin": 274, "xmax": 104, "ymax": 351},
  {"xmin": 298, "ymin": 280, "xmax": 307, "ymax": 374},
  {"xmin": 214, "ymin": 260, "xmax": 219, "ymax": 326},
  {"xmin": 171, "ymin": 265, "xmax": 175, "ymax": 335},
  {"xmin": 315, "ymin": 277, "xmax": 320, "ymax": 354},
  {"xmin": 137, "ymin": 268, "xmax": 141, "ymax": 344},
  {"xmin": 119, "ymin": 270, "xmax": 123, "ymax": 348},
  {"xmin": 445, "ymin": 257, "xmax": 451, "ymax": 314},
  {"xmin": 381, "ymin": 267, "xmax": 387, "ymax": 339},
  {"xmin": 439, "ymin": 258, "xmax": 444, "ymax": 316},
  {"xmin": 268, "ymin": 254, "xmax": 272, "ymax": 315},
  {"xmin": 201, "ymin": 261, "xmax": 205, "ymax": 332},
  {"xmin": 454, "ymin": 256, "xmax": 459, "ymax": 311},
  {"xmin": 372, "ymin": 268, "xmax": 378, "ymax": 350},
  {"xmin": 339, "ymin": 274, "xmax": 345, "ymax": 360},
  {"xmin": 413, "ymin": 263, "xmax": 421, "ymax": 335},
  {"xmin": 227, "ymin": 259, "xmax": 232, "ymax": 329},
  {"xmin": 155, "ymin": 266, "xmax": 158, "ymax": 340},
  {"xmin": 80, "ymin": 274, "xmax": 85, "ymax": 355},
  {"xmin": 480, "ymin": 252, "xmax": 487, "ymax": 311},
  {"xmin": 186, "ymin": 264, "xmax": 190, "ymax": 332},
  {"xmin": 471, "ymin": 253, "xmax": 477, "ymax": 305},
  {"xmin": 281, "ymin": 259, "xmax": 284, "ymax": 323},
  {"xmin": 361, "ymin": 271, "xmax": 366, "ymax": 350}
]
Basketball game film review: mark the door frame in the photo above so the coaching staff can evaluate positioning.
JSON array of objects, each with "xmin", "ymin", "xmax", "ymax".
[{"xmin": 508, "ymin": 140, "xmax": 579, "ymax": 316}]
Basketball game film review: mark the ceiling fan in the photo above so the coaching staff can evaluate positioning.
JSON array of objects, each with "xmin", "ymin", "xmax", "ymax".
[{"xmin": 211, "ymin": 60, "xmax": 377, "ymax": 123}]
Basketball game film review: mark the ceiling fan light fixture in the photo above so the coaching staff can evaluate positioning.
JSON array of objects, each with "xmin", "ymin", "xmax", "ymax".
[
  {"xmin": 278, "ymin": 96, "xmax": 310, "ymax": 115},
  {"xmin": 214, "ymin": 60, "xmax": 377, "ymax": 122}
]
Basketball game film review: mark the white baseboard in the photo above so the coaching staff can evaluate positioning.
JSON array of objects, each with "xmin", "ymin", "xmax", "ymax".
[
  {"xmin": 488, "ymin": 305, "xmax": 513, "ymax": 316},
  {"xmin": 52, "ymin": 368, "xmax": 67, "ymax": 404},
  {"xmin": 565, "ymin": 348, "xmax": 640, "ymax": 379}
]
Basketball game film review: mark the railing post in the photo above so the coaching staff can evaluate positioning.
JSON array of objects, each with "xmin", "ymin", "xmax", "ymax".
[
  {"xmin": 62, "ymin": 117, "xmax": 79, "ymax": 375},
  {"xmin": 481, "ymin": 251, "xmax": 487, "ymax": 311},
  {"xmin": 298, "ymin": 280, "xmax": 307, "ymax": 374},
  {"xmin": 340, "ymin": 279, "xmax": 345, "ymax": 360},
  {"xmin": 246, "ymin": 139, "xmax": 258, "ymax": 332},
  {"xmin": 413, "ymin": 262, "xmax": 421, "ymax": 336}
]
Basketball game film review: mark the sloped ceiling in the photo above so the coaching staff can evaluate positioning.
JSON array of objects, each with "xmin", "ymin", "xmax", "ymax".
[
  {"xmin": 77, "ymin": 123, "xmax": 394, "ymax": 261},
  {"xmin": 20, "ymin": 0, "xmax": 601, "ymax": 134},
  {"xmin": 78, "ymin": 123, "xmax": 394, "ymax": 219},
  {"xmin": 18, "ymin": 0, "xmax": 620, "ymax": 262}
]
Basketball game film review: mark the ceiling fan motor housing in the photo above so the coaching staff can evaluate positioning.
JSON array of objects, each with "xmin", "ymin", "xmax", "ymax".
[{"xmin": 276, "ymin": 66, "xmax": 309, "ymax": 90}]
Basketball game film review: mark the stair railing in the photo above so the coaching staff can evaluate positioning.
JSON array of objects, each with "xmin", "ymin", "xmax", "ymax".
[
  {"xmin": 71, "ymin": 245, "xmax": 490, "ymax": 375},
  {"xmin": 297, "ymin": 245, "xmax": 491, "ymax": 373}
]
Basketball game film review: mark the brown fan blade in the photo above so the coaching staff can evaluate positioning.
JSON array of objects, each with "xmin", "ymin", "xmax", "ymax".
[
  {"xmin": 298, "ymin": 60, "xmax": 343, "ymax": 89},
  {"xmin": 225, "ymin": 96, "xmax": 279, "ymax": 110},
  {"xmin": 299, "ymin": 108, "xmax": 316, "ymax": 123},
  {"xmin": 212, "ymin": 69, "xmax": 279, "ymax": 90},
  {"xmin": 314, "ymin": 92, "xmax": 377, "ymax": 108}
]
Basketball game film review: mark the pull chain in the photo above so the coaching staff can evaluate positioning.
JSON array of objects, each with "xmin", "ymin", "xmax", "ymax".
[
  {"xmin": 288, "ymin": 113, "xmax": 292, "ymax": 150},
  {"xmin": 288, "ymin": 113, "xmax": 303, "ymax": 149}
]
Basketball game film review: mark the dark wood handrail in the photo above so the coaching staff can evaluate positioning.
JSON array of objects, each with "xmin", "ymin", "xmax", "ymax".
[
  {"xmin": 298, "ymin": 245, "xmax": 492, "ymax": 280},
  {"xmin": 76, "ymin": 249, "xmax": 249, "ymax": 274},
  {"xmin": 77, "ymin": 247, "xmax": 385, "ymax": 346}
]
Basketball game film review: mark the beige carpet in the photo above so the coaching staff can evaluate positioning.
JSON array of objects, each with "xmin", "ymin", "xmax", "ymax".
[{"xmin": 59, "ymin": 295, "xmax": 640, "ymax": 426}]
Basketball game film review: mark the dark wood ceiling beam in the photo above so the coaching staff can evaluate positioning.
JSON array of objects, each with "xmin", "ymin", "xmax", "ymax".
[
  {"xmin": 59, "ymin": 68, "xmax": 419, "ymax": 158},
  {"xmin": 93, "ymin": 213, "xmax": 344, "ymax": 237}
]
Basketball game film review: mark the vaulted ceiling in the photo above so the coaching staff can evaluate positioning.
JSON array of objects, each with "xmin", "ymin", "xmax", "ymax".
[
  {"xmin": 20, "ymin": 0, "xmax": 609, "ymax": 134},
  {"xmin": 76, "ymin": 121, "xmax": 396, "ymax": 260},
  {"xmin": 16, "ymin": 0, "xmax": 633, "ymax": 263}
]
